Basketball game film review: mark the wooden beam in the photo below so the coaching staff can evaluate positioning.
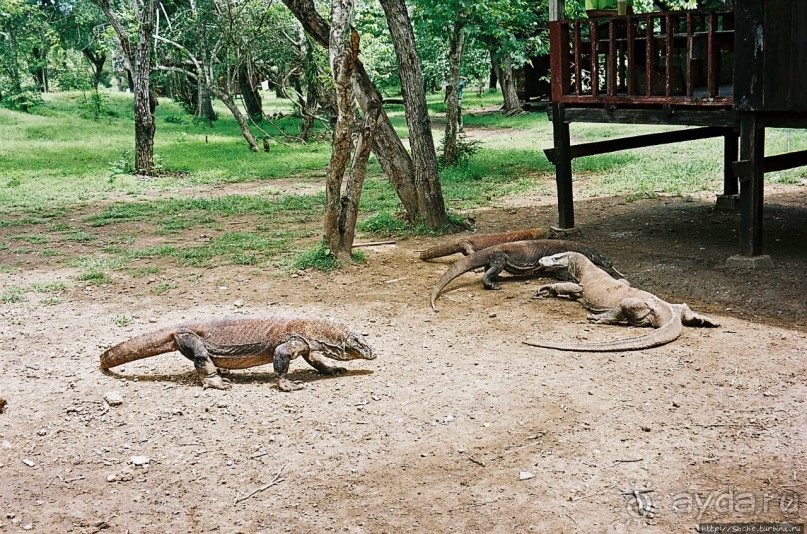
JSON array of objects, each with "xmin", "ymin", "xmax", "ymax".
[
  {"xmin": 732, "ymin": 148, "xmax": 807, "ymax": 176},
  {"xmin": 544, "ymin": 126, "xmax": 726, "ymax": 164},
  {"xmin": 550, "ymin": 0, "xmax": 565, "ymax": 21},
  {"xmin": 722, "ymin": 129, "xmax": 739, "ymax": 196},
  {"xmin": 737, "ymin": 112, "xmax": 764, "ymax": 256},
  {"xmin": 551, "ymin": 103, "xmax": 575, "ymax": 229},
  {"xmin": 554, "ymin": 107, "xmax": 738, "ymax": 127}
]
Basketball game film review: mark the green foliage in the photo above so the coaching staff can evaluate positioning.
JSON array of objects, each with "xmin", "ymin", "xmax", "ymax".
[
  {"xmin": 78, "ymin": 89, "xmax": 111, "ymax": 120},
  {"xmin": 113, "ymin": 315, "xmax": 132, "ymax": 326},
  {"xmin": 291, "ymin": 243, "xmax": 341, "ymax": 272},
  {"xmin": 438, "ymin": 135, "xmax": 482, "ymax": 167}
]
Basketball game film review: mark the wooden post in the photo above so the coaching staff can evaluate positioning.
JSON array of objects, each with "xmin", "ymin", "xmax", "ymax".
[
  {"xmin": 552, "ymin": 102, "xmax": 575, "ymax": 229},
  {"xmin": 715, "ymin": 128, "xmax": 739, "ymax": 209},
  {"xmin": 738, "ymin": 112, "xmax": 764, "ymax": 256}
]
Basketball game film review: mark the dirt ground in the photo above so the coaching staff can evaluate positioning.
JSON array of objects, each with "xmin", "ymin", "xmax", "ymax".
[{"xmin": 0, "ymin": 172, "xmax": 805, "ymax": 532}]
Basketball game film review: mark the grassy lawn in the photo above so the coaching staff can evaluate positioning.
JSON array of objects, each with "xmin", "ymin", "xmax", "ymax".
[{"xmin": 1, "ymin": 89, "xmax": 805, "ymax": 276}]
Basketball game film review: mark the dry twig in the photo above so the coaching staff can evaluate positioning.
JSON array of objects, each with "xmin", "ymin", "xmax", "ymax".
[{"xmin": 234, "ymin": 465, "xmax": 285, "ymax": 504}]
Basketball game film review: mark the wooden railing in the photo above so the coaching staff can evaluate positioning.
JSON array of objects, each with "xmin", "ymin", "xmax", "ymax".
[{"xmin": 549, "ymin": 8, "xmax": 735, "ymax": 106}]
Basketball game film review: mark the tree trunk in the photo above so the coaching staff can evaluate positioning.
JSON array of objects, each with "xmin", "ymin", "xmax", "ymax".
[
  {"xmin": 31, "ymin": 47, "xmax": 48, "ymax": 92},
  {"xmin": 443, "ymin": 22, "xmax": 466, "ymax": 166},
  {"xmin": 497, "ymin": 52, "xmax": 522, "ymax": 115},
  {"xmin": 132, "ymin": 0, "xmax": 157, "ymax": 174},
  {"xmin": 488, "ymin": 63, "xmax": 497, "ymax": 90},
  {"xmin": 238, "ymin": 65, "xmax": 263, "ymax": 121},
  {"xmin": 213, "ymin": 87, "xmax": 259, "ymax": 151},
  {"xmin": 323, "ymin": 0, "xmax": 358, "ymax": 263},
  {"xmin": 379, "ymin": 0, "xmax": 448, "ymax": 230},
  {"xmin": 82, "ymin": 49, "xmax": 107, "ymax": 89},
  {"xmin": 282, "ymin": 0, "xmax": 424, "ymax": 225},
  {"xmin": 196, "ymin": 83, "xmax": 217, "ymax": 122}
]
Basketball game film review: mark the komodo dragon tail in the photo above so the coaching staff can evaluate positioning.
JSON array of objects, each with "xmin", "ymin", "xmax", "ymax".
[
  {"xmin": 100, "ymin": 326, "xmax": 179, "ymax": 369},
  {"xmin": 419, "ymin": 228, "xmax": 551, "ymax": 260},
  {"xmin": 523, "ymin": 315, "xmax": 683, "ymax": 352},
  {"xmin": 430, "ymin": 249, "xmax": 493, "ymax": 311}
]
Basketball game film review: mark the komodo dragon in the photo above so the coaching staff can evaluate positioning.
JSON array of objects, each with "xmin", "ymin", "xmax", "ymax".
[
  {"xmin": 419, "ymin": 227, "xmax": 555, "ymax": 260},
  {"xmin": 524, "ymin": 252, "xmax": 719, "ymax": 351},
  {"xmin": 100, "ymin": 316, "xmax": 375, "ymax": 391},
  {"xmin": 430, "ymin": 239, "xmax": 620, "ymax": 311}
]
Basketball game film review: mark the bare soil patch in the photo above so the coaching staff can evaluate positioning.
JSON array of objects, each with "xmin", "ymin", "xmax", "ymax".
[{"xmin": 1, "ymin": 176, "xmax": 804, "ymax": 532}]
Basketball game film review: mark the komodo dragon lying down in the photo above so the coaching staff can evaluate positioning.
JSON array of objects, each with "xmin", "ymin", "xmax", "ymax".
[
  {"xmin": 525, "ymin": 252, "xmax": 719, "ymax": 351},
  {"xmin": 100, "ymin": 316, "xmax": 375, "ymax": 391},
  {"xmin": 420, "ymin": 227, "xmax": 555, "ymax": 260},
  {"xmin": 430, "ymin": 239, "xmax": 620, "ymax": 311}
]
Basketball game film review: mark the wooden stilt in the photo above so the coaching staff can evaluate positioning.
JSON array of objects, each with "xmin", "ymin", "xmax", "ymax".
[{"xmin": 551, "ymin": 103, "xmax": 575, "ymax": 229}]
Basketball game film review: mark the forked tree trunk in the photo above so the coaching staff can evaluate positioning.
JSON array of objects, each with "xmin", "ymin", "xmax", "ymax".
[
  {"xmin": 379, "ymin": 0, "xmax": 449, "ymax": 230},
  {"xmin": 82, "ymin": 49, "xmax": 107, "ymax": 89},
  {"xmin": 443, "ymin": 22, "xmax": 466, "ymax": 165},
  {"xmin": 323, "ymin": 0, "xmax": 358, "ymax": 262},
  {"xmin": 281, "ymin": 0, "xmax": 429, "ymax": 226}
]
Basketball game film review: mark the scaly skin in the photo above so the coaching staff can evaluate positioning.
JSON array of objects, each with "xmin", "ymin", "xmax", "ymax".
[
  {"xmin": 100, "ymin": 316, "xmax": 375, "ymax": 391},
  {"xmin": 430, "ymin": 239, "xmax": 619, "ymax": 311},
  {"xmin": 525, "ymin": 252, "xmax": 719, "ymax": 351},
  {"xmin": 419, "ymin": 227, "xmax": 555, "ymax": 260}
]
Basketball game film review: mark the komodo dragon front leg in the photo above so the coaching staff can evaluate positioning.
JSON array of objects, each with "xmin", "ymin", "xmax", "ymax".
[
  {"xmin": 273, "ymin": 337, "xmax": 311, "ymax": 392},
  {"xmin": 535, "ymin": 282, "xmax": 584, "ymax": 300},
  {"xmin": 175, "ymin": 333, "xmax": 232, "ymax": 390},
  {"xmin": 303, "ymin": 352, "xmax": 347, "ymax": 376},
  {"xmin": 481, "ymin": 252, "xmax": 509, "ymax": 290}
]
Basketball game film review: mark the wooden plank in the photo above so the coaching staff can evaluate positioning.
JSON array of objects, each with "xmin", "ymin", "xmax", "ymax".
[
  {"xmin": 574, "ymin": 21, "xmax": 582, "ymax": 96},
  {"xmin": 787, "ymin": 0, "xmax": 807, "ymax": 111},
  {"xmin": 549, "ymin": 21, "xmax": 566, "ymax": 101},
  {"xmin": 549, "ymin": 0, "xmax": 565, "ymax": 22},
  {"xmin": 627, "ymin": 18, "xmax": 635, "ymax": 95},
  {"xmin": 762, "ymin": 0, "xmax": 791, "ymax": 110},
  {"xmin": 733, "ymin": 148, "xmax": 807, "ymax": 176},
  {"xmin": 608, "ymin": 21, "xmax": 617, "ymax": 96},
  {"xmin": 645, "ymin": 14, "xmax": 653, "ymax": 97},
  {"xmin": 723, "ymin": 129, "xmax": 739, "ymax": 196},
  {"xmin": 707, "ymin": 12, "xmax": 717, "ymax": 97},
  {"xmin": 737, "ymin": 112, "xmax": 764, "ymax": 256},
  {"xmin": 550, "ymin": 103, "xmax": 575, "ymax": 229},
  {"xmin": 544, "ymin": 126, "xmax": 727, "ymax": 163},
  {"xmin": 591, "ymin": 20, "xmax": 599, "ymax": 97},
  {"xmin": 665, "ymin": 13, "xmax": 673, "ymax": 97},
  {"xmin": 733, "ymin": 1, "xmax": 764, "ymax": 110},
  {"xmin": 559, "ymin": 107, "xmax": 739, "ymax": 127},
  {"xmin": 686, "ymin": 12, "xmax": 694, "ymax": 98},
  {"xmin": 557, "ymin": 94, "xmax": 733, "ymax": 107}
]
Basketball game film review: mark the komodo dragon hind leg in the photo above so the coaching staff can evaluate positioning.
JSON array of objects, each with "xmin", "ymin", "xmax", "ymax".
[
  {"xmin": 174, "ymin": 333, "xmax": 232, "ymax": 390},
  {"xmin": 303, "ymin": 352, "xmax": 347, "ymax": 376},
  {"xmin": 677, "ymin": 304, "xmax": 720, "ymax": 328},
  {"xmin": 482, "ymin": 253, "xmax": 508, "ymax": 290},
  {"xmin": 459, "ymin": 241, "xmax": 476, "ymax": 255},
  {"xmin": 588, "ymin": 298, "xmax": 652, "ymax": 326},
  {"xmin": 274, "ymin": 338, "xmax": 310, "ymax": 392}
]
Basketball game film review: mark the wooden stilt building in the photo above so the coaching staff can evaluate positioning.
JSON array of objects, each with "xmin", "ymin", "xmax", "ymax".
[{"xmin": 545, "ymin": 0, "xmax": 807, "ymax": 264}]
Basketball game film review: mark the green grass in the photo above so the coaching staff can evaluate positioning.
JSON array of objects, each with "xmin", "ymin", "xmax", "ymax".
[{"xmin": 2, "ymin": 88, "xmax": 805, "ymax": 273}]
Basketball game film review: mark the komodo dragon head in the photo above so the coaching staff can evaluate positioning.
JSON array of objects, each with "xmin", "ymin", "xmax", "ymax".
[{"xmin": 314, "ymin": 331, "xmax": 376, "ymax": 362}]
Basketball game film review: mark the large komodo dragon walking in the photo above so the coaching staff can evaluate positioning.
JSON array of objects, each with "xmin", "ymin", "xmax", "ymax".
[
  {"xmin": 525, "ymin": 252, "xmax": 719, "ymax": 351},
  {"xmin": 419, "ymin": 227, "xmax": 555, "ymax": 260},
  {"xmin": 100, "ymin": 316, "xmax": 375, "ymax": 391},
  {"xmin": 430, "ymin": 239, "xmax": 620, "ymax": 311}
]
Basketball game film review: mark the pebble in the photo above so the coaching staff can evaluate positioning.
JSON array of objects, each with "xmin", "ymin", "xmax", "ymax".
[
  {"xmin": 233, "ymin": 300, "xmax": 244, "ymax": 308},
  {"xmin": 22, "ymin": 459, "xmax": 35, "ymax": 467},
  {"xmin": 519, "ymin": 471, "xmax": 535, "ymax": 481},
  {"xmin": 104, "ymin": 391, "xmax": 123, "ymax": 406},
  {"xmin": 131, "ymin": 456, "xmax": 150, "ymax": 466}
]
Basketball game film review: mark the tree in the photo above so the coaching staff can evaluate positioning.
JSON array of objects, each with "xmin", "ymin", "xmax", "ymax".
[
  {"xmin": 0, "ymin": 0, "xmax": 55, "ymax": 110},
  {"xmin": 282, "ymin": 0, "xmax": 450, "ymax": 230},
  {"xmin": 96, "ymin": 0, "xmax": 157, "ymax": 174},
  {"xmin": 378, "ymin": 0, "xmax": 447, "ymax": 229}
]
